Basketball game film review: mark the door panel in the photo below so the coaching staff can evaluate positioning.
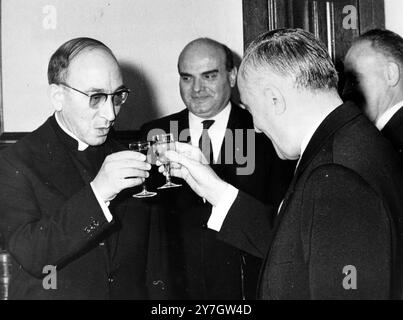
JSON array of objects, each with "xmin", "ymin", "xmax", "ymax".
[{"xmin": 242, "ymin": 0, "xmax": 385, "ymax": 90}]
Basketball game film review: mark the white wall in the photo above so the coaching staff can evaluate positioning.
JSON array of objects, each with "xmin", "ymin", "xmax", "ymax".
[
  {"xmin": 1, "ymin": 0, "xmax": 243, "ymax": 131},
  {"xmin": 385, "ymin": 0, "xmax": 403, "ymax": 36}
]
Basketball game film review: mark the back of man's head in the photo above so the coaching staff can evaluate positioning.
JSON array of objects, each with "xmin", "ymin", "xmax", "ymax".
[
  {"xmin": 239, "ymin": 28, "xmax": 338, "ymax": 92},
  {"xmin": 47, "ymin": 37, "xmax": 118, "ymax": 85}
]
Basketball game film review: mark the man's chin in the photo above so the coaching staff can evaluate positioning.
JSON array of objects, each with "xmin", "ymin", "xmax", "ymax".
[
  {"xmin": 190, "ymin": 104, "xmax": 224, "ymax": 118},
  {"xmin": 87, "ymin": 135, "xmax": 108, "ymax": 146},
  {"xmin": 277, "ymin": 152, "xmax": 288, "ymax": 160},
  {"xmin": 272, "ymin": 144, "xmax": 290, "ymax": 160}
]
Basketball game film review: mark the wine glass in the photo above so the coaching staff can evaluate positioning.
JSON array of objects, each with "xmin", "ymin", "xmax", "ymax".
[
  {"xmin": 128, "ymin": 140, "xmax": 157, "ymax": 198},
  {"xmin": 152, "ymin": 133, "xmax": 182, "ymax": 189}
]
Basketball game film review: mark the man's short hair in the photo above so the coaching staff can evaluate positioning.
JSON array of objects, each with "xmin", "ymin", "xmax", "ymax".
[
  {"xmin": 354, "ymin": 29, "xmax": 403, "ymax": 66},
  {"xmin": 178, "ymin": 37, "xmax": 234, "ymax": 71},
  {"xmin": 47, "ymin": 37, "xmax": 117, "ymax": 85},
  {"xmin": 239, "ymin": 28, "xmax": 338, "ymax": 91}
]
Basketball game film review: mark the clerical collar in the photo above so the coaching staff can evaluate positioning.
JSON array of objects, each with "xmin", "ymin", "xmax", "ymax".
[
  {"xmin": 375, "ymin": 101, "xmax": 403, "ymax": 131},
  {"xmin": 55, "ymin": 112, "xmax": 89, "ymax": 151}
]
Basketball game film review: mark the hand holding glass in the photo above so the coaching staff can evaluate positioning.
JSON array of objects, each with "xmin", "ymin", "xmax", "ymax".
[
  {"xmin": 128, "ymin": 141, "xmax": 157, "ymax": 198},
  {"xmin": 152, "ymin": 134, "xmax": 182, "ymax": 189}
]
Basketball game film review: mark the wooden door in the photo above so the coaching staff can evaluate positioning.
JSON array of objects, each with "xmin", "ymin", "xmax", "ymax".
[{"xmin": 242, "ymin": 0, "xmax": 385, "ymax": 89}]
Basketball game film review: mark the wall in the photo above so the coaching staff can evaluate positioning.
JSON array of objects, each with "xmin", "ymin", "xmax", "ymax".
[
  {"xmin": 385, "ymin": 0, "xmax": 403, "ymax": 36},
  {"xmin": 1, "ymin": 0, "xmax": 243, "ymax": 132}
]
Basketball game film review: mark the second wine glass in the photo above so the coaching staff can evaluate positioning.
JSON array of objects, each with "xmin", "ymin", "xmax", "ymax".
[{"xmin": 152, "ymin": 133, "xmax": 182, "ymax": 189}]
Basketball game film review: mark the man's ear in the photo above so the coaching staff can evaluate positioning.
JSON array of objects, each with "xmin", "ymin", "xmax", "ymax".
[
  {"xmin": 228, "ymin": 67, "xmax": 237, "ymax": 88},
  {"xmin": 48, "ymin": 84, "xmax": 64, "ymax": 112},
  {"xmin": 386, "ymin": 61, "xmax": 400, "ymax": 87},
  {"xmin": 263, "ymin": 85, "xmax": 286, "ymax": 115}
]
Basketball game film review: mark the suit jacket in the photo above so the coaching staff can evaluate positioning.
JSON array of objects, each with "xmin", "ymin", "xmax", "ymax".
[
  {"xmin": 0, "ymin": 115, "xmax": 150, "ymax": 299},
  {"xmin": 382, "ymin": 106, "xmax": 403, "ymax": 163},
  {"xmin": 140, "ymin": 103, "xmax": 295, "ymax": 299},
  {"xmin": 218, "ymin": 102, "xmax": 403, "ymax": 299}
]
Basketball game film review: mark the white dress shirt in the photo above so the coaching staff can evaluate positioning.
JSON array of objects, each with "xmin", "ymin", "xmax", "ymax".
[
  {"xmin": 55, "ymin": 112, "xmax": 113, "ymax": 223},
  {"xmin": 375, "ymin": 101, "xmax": 403, "ymax": 131},
  {"xmin": 207, "ymin": 108, "xmax": 334, "ymax": 231},
  {"xmin": 188, "ymin": 102, "xmax": 232, "ymax": 163}
]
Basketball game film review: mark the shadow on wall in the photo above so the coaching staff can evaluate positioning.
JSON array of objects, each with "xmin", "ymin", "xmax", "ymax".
[
  {"xmin": 115, "ymin": 49, "xmax": 243, "ymax": 131},
  {"xmin": 114, "ymin": 62, "xmax": 160, "ymax": 131},
  {"xmin": 231, "ymin": 52, "xmax": 242, "ymax": 105}
]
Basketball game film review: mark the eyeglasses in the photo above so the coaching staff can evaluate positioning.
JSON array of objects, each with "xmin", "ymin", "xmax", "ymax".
[{"xmin": 59, "ymin": 82, "xmax": 130, "ymax": 109}]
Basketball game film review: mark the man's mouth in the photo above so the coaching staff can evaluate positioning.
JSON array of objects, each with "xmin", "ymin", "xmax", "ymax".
[
  {"xmin": 191, "ymin": 95, "xmax": 210, "ymax": 101},
  {"xmin": 95, "ymin": 127, "xmax": 111, "ymax": 136}
]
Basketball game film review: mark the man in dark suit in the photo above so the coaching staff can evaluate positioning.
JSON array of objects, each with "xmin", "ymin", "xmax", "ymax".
[
  {"xmin": 141, "ymin": 38, "xmax": 294, "ymax": 299},
  {"xmin": 165, "ymin": 29, "xmax": 403, "ymax": 299},
  {"xmin": 344, "ymin": 29, "xmax": 403, "ymax": 161},
  {"xmin": 0, "ymin": 38, "xmax": 152, "ymax": 299}
]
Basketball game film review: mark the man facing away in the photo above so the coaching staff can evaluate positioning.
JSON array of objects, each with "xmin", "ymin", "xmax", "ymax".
[
  {"xmin": 142, "ymin": 38, "xmax": 295, "ymax": 299},
  {"xmin": 344, "ymin": 28, "xmax": 403, "ymax": 163},
  {"xmin": 0, "ymin": 38, "xmax": 152, "ymax": 299},
  {"xmin": 162, "ymin": 29, "xmax": 403, "ymax": 299}
]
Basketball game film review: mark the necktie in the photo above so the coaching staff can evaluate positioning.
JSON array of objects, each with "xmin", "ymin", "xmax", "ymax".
[{"xmin": 199, "ymin": 120, "xmax": 215, "ymax": 164}]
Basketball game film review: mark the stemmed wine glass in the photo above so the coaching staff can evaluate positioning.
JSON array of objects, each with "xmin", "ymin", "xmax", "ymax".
[
  {"xmin": 128, "ymin": 140, "xmax": 157, "ymax": 198},
  {"xmin": 152, "ymin": 133, "xmax": 182, "ymax": 189}
]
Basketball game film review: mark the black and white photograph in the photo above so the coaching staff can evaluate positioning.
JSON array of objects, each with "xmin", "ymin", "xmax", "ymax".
[{"xmin": 0, "ymin": 0, "xmax": 402, "ymax": 308}]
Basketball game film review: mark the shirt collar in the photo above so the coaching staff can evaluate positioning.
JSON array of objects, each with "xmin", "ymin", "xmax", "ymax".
[
  {"xmin": 375, "ymin": 101, "xmax": 403, "ymax": 130},
  {"xmin": 188, "ymin": 102, "xmax": 232, "ymax": 162},
  {"xmin": 55, "ymin": 112, "xmax": 89, "ymax": 151}
]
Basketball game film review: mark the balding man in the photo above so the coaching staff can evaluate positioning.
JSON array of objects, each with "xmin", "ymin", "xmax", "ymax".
[
  {"xmin": 344, "ymin": 29, "xmax": 403, "ymax": 162},
  {"xmin": 0, "ymin": 38, "xmax": 151, "ymax": 299},
  {"xmin": 141, "ymin": 38, "xmax": 295, "ymax": 299}
]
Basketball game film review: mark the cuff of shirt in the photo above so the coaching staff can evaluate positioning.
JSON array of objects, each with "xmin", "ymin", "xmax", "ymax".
[
  {"xmin": 90, "ymin": 182, "xmax": 113, "ymax": 223},
  {"xmin": 207, "ymin": 184, "xmax": 239, "ymax": 232}
]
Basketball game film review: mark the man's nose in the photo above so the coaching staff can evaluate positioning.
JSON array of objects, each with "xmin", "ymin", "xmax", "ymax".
[
  {"xmin": 192, "ymin": 78, "xmax": 203, "ymax": 92},
  {"xmin": 99, "ymin": 97, "xmax": 116, "ymax": 122}
]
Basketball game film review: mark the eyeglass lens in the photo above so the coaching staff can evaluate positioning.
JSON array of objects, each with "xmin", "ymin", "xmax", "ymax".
[{"xmin": 89, "ymin": 91, "xmax": 129, "ymax": 108}]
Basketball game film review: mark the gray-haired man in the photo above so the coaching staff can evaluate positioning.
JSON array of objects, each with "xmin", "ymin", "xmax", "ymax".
[{"xmin": 164, "ymin": 29, "xmax": 403, "ymax": 299}]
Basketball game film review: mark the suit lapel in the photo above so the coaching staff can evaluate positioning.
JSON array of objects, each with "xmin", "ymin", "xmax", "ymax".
[
  {"xmin": 101, "ymin": 139, "xmax": 125, "ymax": 261},
  {"xmin": 382, "ymin": 107, "xmax": 403, "ymax": 153},
  {"xmin": 33, "ymin": 119, "xmax": 87, "ymax": 199},
  {"xmin": 276, "ymin": 102, "xmax": 362, "ymax": 219},
  {"xmin": 34, "ymin": 118, "xmax": 126, "ymax": 268},
  {"xmin": 258, "ymin": 102, "xmax": 362, "ymax": 297},
  {"xmin": 295, "ymin": 102, "xmax": 361, "ymax": 181},
  {"xmin": 176, "ymin": 109, "xmax": 191, "ymax": 143},
  {"xmin": 217, "ymin": 104, "xmax": 236, "ymax": 166},
  {"xmin": 215, "ymin": 103, "xmax": 246, "ymax": 175}
]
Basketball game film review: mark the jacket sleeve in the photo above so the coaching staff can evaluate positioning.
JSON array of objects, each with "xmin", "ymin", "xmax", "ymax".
[
  {"xmin": 217, "ymin": 190, "xmax": 276, "ymax": 259},
  {"xmin": 0, "ymin": 155, "xmax": 113, "ymax": 278},
  {"xmin": 303, "ymin": 164, "xmax": 393, "ymax": 299}
]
